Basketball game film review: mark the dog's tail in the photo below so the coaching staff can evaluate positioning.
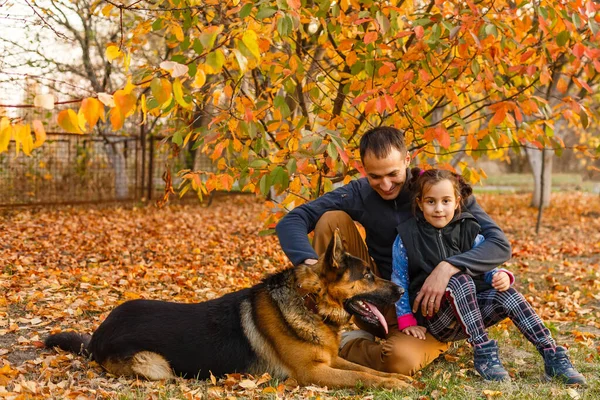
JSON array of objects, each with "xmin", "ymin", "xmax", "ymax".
[{"xmin": 45, "ymin": 331, "xmax": 92, "ymax": 358}]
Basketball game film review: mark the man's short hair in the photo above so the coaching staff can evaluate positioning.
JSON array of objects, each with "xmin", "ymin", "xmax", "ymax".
[{"xmin": 359, "ymin": 126, "xmax": 406, "ymax": 160}]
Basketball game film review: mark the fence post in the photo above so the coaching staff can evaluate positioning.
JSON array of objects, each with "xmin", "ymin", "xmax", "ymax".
[
  {"xmin": 140, "ymin": 121, "xmax": 146, "ymax": 200},
  {"xmin": 147, "ymin": 136, "xmax": 154, "ymax": 200}
]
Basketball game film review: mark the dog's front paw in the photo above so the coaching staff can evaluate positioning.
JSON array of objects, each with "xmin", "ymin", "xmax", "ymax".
[
  {"xmin": 389, "ymin": 373, "xmax": 413, "ymax": 383},
  {"xmin": 380, "ymin": 377, "xmax": 411, "ymax": 389}
]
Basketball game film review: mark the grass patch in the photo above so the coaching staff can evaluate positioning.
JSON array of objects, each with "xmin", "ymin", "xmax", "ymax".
[{"xmin": 479, "ymin": 173, "xmax": 599, "ymax": 193}]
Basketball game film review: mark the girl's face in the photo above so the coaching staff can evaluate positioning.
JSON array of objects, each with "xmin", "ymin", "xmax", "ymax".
[{"xmin": 417, "ymin": 179, "xmax": 460, "ymax": 229}]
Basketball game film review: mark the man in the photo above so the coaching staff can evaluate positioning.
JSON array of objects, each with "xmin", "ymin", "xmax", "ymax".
[{"xmin": 276, "ymin": 126, "xmax": 512, "ymax": 375}]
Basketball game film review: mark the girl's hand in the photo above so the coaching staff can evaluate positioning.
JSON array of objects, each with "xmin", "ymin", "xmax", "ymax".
[
  {"xmin": 492, "ymin": 271, "xmax": 511, "ymax": 292},
  {"xmin": 402, "ymin": 326, "xmax": 427, "ymax": 340}
]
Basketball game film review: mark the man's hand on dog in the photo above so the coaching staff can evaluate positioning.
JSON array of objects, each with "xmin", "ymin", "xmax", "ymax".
[{"xmin": 402, "ymin": 325, "xmax": 427, "ymax": 340}]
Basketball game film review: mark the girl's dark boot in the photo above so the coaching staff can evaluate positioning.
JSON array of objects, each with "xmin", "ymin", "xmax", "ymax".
[
  {"xmin": 542, "ymin": 346, "xmax": 586, "ymax": 386},
  {"xmin": 473, "ymin": 340, "xmax": 510, "ymax": 381}
]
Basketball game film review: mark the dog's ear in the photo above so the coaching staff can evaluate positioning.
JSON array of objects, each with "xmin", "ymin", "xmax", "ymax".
[
  {"xmin": 325, "ymin": 228, "xmax": 345, "ymax": 269},
  {"xmin": 295, "ymin": 263, "xmax": 324, "ymax": 296}
]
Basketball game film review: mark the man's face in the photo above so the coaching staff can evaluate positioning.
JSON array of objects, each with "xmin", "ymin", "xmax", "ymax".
[{"xmin": 362, "ymin": 148, "xmax": 410, "ymax": 200}]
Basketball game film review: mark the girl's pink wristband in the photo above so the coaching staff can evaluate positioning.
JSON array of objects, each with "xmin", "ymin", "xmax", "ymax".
[{"xmin": 397, "ymin": 314, "xmax": 418, "ymax": 331}]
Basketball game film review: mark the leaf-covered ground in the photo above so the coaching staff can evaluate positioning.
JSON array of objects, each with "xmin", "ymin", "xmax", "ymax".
[{"xmin": 1, "ymin": 192, "xmax": 599, "ymax": 399}]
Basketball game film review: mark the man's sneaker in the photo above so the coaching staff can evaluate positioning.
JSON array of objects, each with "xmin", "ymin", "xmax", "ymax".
[
  {"xmin": 473, "ymin": 340, "xmax": 511, "ymax": 381},
  {"xmin": 339, "ymin": 330, "xmax": 375, "ymax": 353},
  {"xmin": 542, "ymin": 346, "xmax": 587, "ymax": 386}
]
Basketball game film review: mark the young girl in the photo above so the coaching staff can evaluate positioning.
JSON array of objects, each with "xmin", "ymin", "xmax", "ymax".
[{"xmin": 391, "ymin": 168, "xmax": 586, "ymax": 384}]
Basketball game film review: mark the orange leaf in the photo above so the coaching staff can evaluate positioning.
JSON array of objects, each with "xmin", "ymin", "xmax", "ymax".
[
  {"xmin": 573, "ymin": 77, "xmax": 593, "ymax": 93},
  {"xmin": 364, "ymin": 98, "xmax": 377, "ymax": 114},
  {"xmin": 352, "ymin": 92, "xmax": 371, "ymax": 106},
  {"xmin": 435, "ymin": 126, "xmax": 451, "ymax": 149},
  {"xmin": 346, "ymin": 51, "xmax": 357, "ymax": 66},
  {"xmin": 572, "ymin": 43, "xmax": 585, "ymax": 59},
  {"xmin": 414, "ymin": 25, "xmax": 424, "ymax": 39},
  {"xmin": 364, "ymin": 31, "xmax": 378, "ymax": 44},
  {"xmin": 423, "ymin": 127, "xmax": 435, "ymax": 143},
  {"xmin": 383, "ymin": 94, "xmax": 396, "ymax": 111},
  {"xmin": 540, "ymin": 66, "xmax": 551, "ymax": 85},
  {"xmin": 114, "ymin": 90, "xmax": 136, "ymax": 116},
  {"xmin": 514, "ymin": 107, "xmax": 523, "ymax": 124},
  {"xmin": 353, "ymin": 160, "xmax": 366, "ymax": 177},
  {"xmin": 375, "ymin": 97, "xmax": 386, "ymax": 114},
  {"xmin": 556, "ymin": 77, "xmax": 568, "ymax": 94},
  {"xmin": 491, "ymin": 106, "xmax": 507, "ymax": 125},
  {"xmin": 111, "ymin": 90, "xmax": 137, "ymax": 130},
  {"xmin": 467, "ymin": 134, "xmax": 478, "ymax": 149},
  {"xmin": 520, "ymin": 50, "xmax": 534, "ymax": 62},
  {"xmin": 286, "ymin": 0, "xmax": 300, "ymax": 10}
]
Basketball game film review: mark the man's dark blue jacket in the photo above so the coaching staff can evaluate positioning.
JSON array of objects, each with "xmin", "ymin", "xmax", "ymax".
[{"xmin": 276, "ymin": 170, "xmax": 512, "ymax": 280}]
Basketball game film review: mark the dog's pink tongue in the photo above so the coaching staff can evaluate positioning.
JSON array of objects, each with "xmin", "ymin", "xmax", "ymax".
[{"xmin": 365, "ymin": 302, "xmax": 388, "ymax": 334}]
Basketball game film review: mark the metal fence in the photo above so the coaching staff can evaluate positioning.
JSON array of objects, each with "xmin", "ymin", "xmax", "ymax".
[{"xmin": 0, "ymin": 131, "xmax": 211, "ymax": 207}]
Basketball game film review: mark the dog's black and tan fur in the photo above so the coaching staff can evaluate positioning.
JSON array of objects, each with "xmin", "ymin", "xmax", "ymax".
[{"xmin": 45, "ymin": 230, "xmax": 410, "ymax": 389}]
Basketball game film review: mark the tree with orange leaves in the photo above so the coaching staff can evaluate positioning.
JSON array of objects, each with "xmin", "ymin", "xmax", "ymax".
[{"xmin": 2, "ymin": 0, "xmax": 599, "ymax": 217}]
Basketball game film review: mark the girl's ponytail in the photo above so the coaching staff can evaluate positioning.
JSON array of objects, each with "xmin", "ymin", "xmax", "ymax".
[
  {"xmin": 408, "ymin": 167, "xmax": 422, "ymax": 192},
  {"xmin": 454, "ymin": 173, "xmax": 473, "ymax": 201}
]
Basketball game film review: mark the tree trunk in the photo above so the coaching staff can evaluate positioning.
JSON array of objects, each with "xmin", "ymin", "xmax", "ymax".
[
  {"xmin": 104, "ymin": 139, "xmax": 129, "ymax": 199},
  {"xmin": 526, "ymin": 147, "xmax": 553, "ymax": 208}
]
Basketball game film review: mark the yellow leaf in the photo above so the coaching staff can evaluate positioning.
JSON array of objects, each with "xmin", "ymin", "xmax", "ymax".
[
  {"xmin": 106, "ymin": 44, "xmax": 123, "ymax": 62},
  {"xmin": 262, "ymin": 387, "xmax": 277, "ymax": 394},
  {"xmin": 205, "ymin": 9, "xmax": 215, "ymax": 23},
  {"xmin": 77, "ymin": 108, "xmax": 87, "ymax": 133},
  {"xmin": 122, "ymin": 291, "xmax": 141, "ymax": 300},
  {"xmin": 0, "ymin": 117, "xmax": 12, "ymax": 153},
  {"xmin": 32, "ymin": 120, "xmax": 46, "ymax": 149},
  {"xmin": 79, "ymin": 98, "xmax": 105, "ymax": 131},
  {"xmin": 141, "ymin": 93, "xmax": 147, "ymax": 124},
  {"xmin": 242, "ymin": 30, "xmax": 261, "ymax": 60},
  {"xmin": 123, "ymin": 78, "xmax": 136, "ymax": 95},
  {"xmin": 151, "ymin": 78, "xmax": 173, "ymax": 108},
  {"xmin": 170, "ymin": 22, "xmax": 184, "ymax": 41},
  {"xmin": 101, "ymin": 4, "xmax": 113, "ymax": 16},
  {"xmin": 173, "ymin": 78, "xmax": 193, "ymax": 109},
  {"xmin": 57, "ymin": 109, "xmax": 83, "ymax": 134},
  {"xmin": 482, "ymin": 390, "xmax": 503, "ymax": 399},
  {"xmin": 192, "ymin": 68, "xmax": 206, "ymax": 88},
  {"xmin": 124, "ymin": 51, "xmax": 131, "ymax": 72},
  {"xmin": 13, "ymin": 124, "xmax": 33, "ymax": 155}
]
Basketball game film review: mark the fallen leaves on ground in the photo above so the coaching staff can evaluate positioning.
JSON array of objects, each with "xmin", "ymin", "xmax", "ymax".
[{"xmin": 0, "ymin": 192, "xmax": 599, "ymax": 399}]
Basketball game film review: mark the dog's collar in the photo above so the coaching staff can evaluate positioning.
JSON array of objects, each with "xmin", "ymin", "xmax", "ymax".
[
  {"xmin": 297, "ymin": 283, "xmax": 320, "ymax": 314},
  {"xmin": 302, "ymin": 292, "xmax": 319, "ymax": 314}
]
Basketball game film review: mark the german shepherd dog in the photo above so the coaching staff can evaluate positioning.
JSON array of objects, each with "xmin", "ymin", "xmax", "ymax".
[{"xmin": 45, "ymin": 230, "xmax": 410, "ymax": 389}]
